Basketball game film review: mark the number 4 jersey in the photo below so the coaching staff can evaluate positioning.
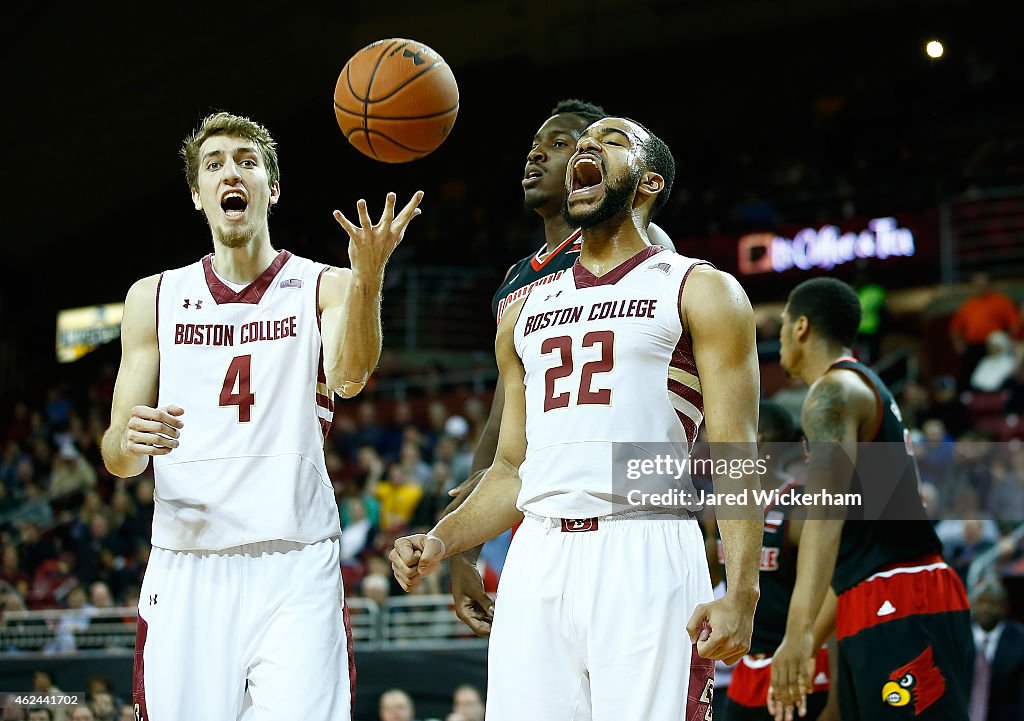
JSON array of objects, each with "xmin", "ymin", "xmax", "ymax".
[
  {"xmin": 152, "ymin": 250, "xmax": 341, "ymax": 551},
  {"xmin": 513, "ymin": 246, "xmax": 712, "ymax": 519}
]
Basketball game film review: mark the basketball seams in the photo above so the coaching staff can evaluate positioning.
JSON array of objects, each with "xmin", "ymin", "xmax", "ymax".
[
  {"xmin": 362, "ymin": 39, "xmax": 403, "ymax": 160},
  {"xmin": 332, "ymin": 102, "xmax": 459, "ymax": 121},
  {"xmin": 343, "ymin": 128, "xmax": 434, "ymax": 155},
  {"xmin": 366, "ymin": 62, "xmax": 448, "ymax": 104}
]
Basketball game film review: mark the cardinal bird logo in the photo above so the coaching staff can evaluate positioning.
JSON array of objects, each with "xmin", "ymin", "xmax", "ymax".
[{"xmin": 881, "ymin": 646, "xmax": 946, "ymax": 715}]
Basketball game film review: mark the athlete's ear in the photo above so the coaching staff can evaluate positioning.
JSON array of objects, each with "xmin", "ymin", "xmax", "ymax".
[
  {"xmin": 191, "ymin": 187, "xmax": 203, "ymax": 212},
  {"xmin": 636, "ymin": 171, "xmax": 665, "ymax": 202},
  {"xmin": 794, "ymin": 315, "xmax": 811, "ymax": 342},
  {"xmin": 269, "ymin": 180, "xmax": 281, "ymax": 207}
]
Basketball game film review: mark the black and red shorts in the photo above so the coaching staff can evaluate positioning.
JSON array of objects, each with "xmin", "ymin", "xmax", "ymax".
[
  {"xmin": 722, "ymin": 647, "xmax": 830, "ymax": 721},
  {"xmin": 836, "ymin": 554, "xmax": 973, "ymax": 720}
]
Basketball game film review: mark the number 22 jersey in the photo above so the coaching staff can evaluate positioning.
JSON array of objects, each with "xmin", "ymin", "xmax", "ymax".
[
  {"xmin": 152, "ymin": 250, "xmax": 341, "ymax": 551},
  {"xmin": 512, "ymin": 246, "xmax": 711, "ymax": 519}
]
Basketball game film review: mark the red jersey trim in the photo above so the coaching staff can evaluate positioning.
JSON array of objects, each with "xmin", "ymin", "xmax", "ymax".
[
  {"xmin": 202, "ymin": 250, "xmax": 292, "ymax": 305},
  {"xmin": 828, "ymin": 357, "xmax": 884, "ymax": 441},
  {"xmin": 155, "ymin": 273, "xmax": 164, "ymax": 352},
  {"xmin": 836, "ymin": 557, "xmax": 969, "ymax": 641},
  {"xmin": 572, "ymin": 245, "xmax": 663, "ymax": 289},
  {"xmin": 530, "ymin": 228, "xmax": 582, "ymax": 272},
  {"xmin": 316, "ymin": 266, "xmax": 329, "ymax": 333}
]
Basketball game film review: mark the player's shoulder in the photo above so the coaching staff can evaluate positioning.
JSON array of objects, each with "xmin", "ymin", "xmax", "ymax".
[
  {"xmin": 125, "ymin": 273, "xmax": 162, "ymax": 304},
  {"xmin": 805, "ymin": 367, "xmax": 875, "ymax": 420}
]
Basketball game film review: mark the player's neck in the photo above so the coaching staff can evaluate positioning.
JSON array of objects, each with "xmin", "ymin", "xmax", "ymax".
[
  {"xmin": 539, "ymin": 212, "xmax": 576, "ymax": 254},
  {"xmin": 210, "ymin": 237, "xmax": 279, "ymax": 285},
  {"xmin": 579, "ymin": 218, "xmax": 651, "ymax": 277},
  {"xmin": 801, "ymin": 344, "xmax": 854, "ymax": 386}
]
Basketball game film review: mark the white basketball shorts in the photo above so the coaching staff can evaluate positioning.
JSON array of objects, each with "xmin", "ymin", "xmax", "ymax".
[
  {"xmin": 486, "ymin": 513, "xmax": 715, "ymax": 721},
  {"xmin": 133, "ymin": 537, "xmax": 352, "ymax": 721}
]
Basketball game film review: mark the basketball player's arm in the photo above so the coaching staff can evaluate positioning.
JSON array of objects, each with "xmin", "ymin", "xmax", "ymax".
[
  {"xmin": 390, "ymin": 300, "xmax": 527, "ymax": 591},
  {"xmin": 788, "ymin": 517, "xmax": 839, "ymax": 650},
  {"xmin": 683, "ymin": 267, "xmax": 762, "ymax": 665},
  {"xmin": 324, "ymin": 192, "xmax": 423, "ymax": 397},
  {"xmin": 770, "ymin": 376, "xmax": 858, "ymax": 718},
  {"xmin": 102, "ymin": 275, "xmax": 184, "ymax": 478}
]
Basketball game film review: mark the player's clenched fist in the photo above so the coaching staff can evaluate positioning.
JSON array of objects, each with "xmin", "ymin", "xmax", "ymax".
[
  {"xmin": 122, "ymin": 405, "xmax": 185, "ymax": 456},
  {"xmin": 686, "ymin": 592, "xmax": 757, "ymax": 666},
  {"xmin": 389, "ymin": 533, "xmax": 446, "ymax": 592}
]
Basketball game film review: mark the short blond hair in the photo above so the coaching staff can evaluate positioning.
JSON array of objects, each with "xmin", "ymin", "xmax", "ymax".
[{"xmin": 181, "ymin": 111, "xmax": 280, "ymax": 191}]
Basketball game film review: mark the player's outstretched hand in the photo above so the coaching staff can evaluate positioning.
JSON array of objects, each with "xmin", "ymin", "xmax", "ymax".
[
  {"xmin": 123, "ymin": 405, "xmax": 184, "ymax": 457},
  {"xmin": 333, "ymin": 191, "xmax": 424, "ymax": 278},
  {"xmin": 767, "ymin": 631, "xmax": 816, "ymax": 721},
  {"xmin": 686, "ymin": 592, "xmax": 756, "ymax": 665},
  {"xmin": 449, "ymin": 553, "xmax": 494, "ymax": 636},
  {"xmin": 389, "ymin": 533, "xmax": 446, "ymax": 592}
]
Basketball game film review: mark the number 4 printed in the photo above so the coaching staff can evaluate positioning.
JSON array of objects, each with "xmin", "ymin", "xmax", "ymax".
[{"xmin": 220, "ymin": 355, "xmax": 255, "ymax": 422}]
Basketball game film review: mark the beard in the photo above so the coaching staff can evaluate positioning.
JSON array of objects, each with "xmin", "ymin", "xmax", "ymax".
[
  {"xmin": 561, "ymin": 168, "xmax": 640, "ymax": 230},
  {"xmin": 215, "ymin": 226, "xmax": 256, "ymax": 248}
]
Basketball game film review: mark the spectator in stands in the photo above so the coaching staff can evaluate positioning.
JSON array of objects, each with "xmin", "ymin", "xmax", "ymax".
[
  {"xmin": 68, "ymin": 492, "xmax": 104, "ymax": 546},
  {"xmin": 379, "ymin": 689, "xmax": 417, "ymax": 721},
  {"xmin": 399, "ymin": 442, "xmax": 432, "ymax": 488},
  {"xmin": 68, "ymin": 708, "xmax": 94, "ymax": 721},
  {"xmin": 926, "ymin": 374, "xmax": 970, "ymax": 439},
  {"xmin": 89, "ymin": 692, "xmax": 115, "ymax": 721},
  {"xmin": 89, "ymin": 581, "xmax": 113, "ymax": 610},
  {"xmin": 18, "ymin": 521, "xmax": 57, "ymax": 575},
  {"xmin": 411, "ymin": 462, "xmax": 454, "ymax": 530},
  {"xmin": 45, "ymin": 585, "xmax": 94, "ymax": 653},
  {"xmin": 26, "ymin": 709, "xmax": 53, "ymax": 721},
  {"xmin": 123, "ymin": 477, "xmax": 155, "ymax": 547},
  {"xmin": 951, "ymin": 272, "xmax": 1020, "ymax": 384},
  {"xmin": 373, "ymin": 465, "xmax": 423, "ymax": 533},
  {"xmin": 971, "ymin": 331, "xmax": 1019, "ymax": 392},
  {"xmin": 116, "ymin": 705, "xmax": 133, "ymax": 721},
  {"xmin": 74, "ymin": 513, "xmax": 121, "ymax": 586},
  {"xmin": 432, "ymin": 434, "xmax": 472, "ymax": 489},
  {"xmin": 447, "ymin": 684, "xmax": 484, "ymax": 721},
  {"xmin": 915, "ymin": 418, "xmax": 956, "ymax": 491},
  {"xmin": 969, "ymin": 577, "xmax": 1024, "ymax": 721},
  {"xmin": 339, "ymin": 496, "xmax": 375, "ymax": 564},
  {"xmin": 381, "ymin": 401, "xmax": 415, "ymax": 461},
  {"xmin": 986, "ymin": 451, "xmax": 1024, "ymax": 523},
  {"xmin": 949, "ymin": 432, "xmax": 997, "ymax": 511},
  {"xmin": 17, "ymin": 483, "xmax": 54, "ymax": 528},
  {"xmin": 47, "ymin": 443, "xmax": 96, "ymax": 502},
  {"xmin": 362, "ymin": 573, "xmax": 390, "ymax": 606},
  {"xmin": 0, "ymin": 544, "xmax": 30, "ymax": 597},
  {"xmin": 897, "ymin": 380, "xmax": 930, "ymax": 435},
  {"xmin": 353, "ymin": 401, "xmax": 385, "ymax": 454}
]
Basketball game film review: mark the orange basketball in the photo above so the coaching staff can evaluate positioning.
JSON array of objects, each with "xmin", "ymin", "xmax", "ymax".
[{"xmin": 334, "ymin": 38, "xmax": 459, "ymax": 163}]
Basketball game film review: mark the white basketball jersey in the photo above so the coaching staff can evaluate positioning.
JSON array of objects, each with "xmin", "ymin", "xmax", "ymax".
[
  {"xmin": 513, "ymin": 246, "xmax": 710, "ymax": 518},
  {"xmin": 152, "ymin": 250, "xmax": 340, "ymax": 550}
]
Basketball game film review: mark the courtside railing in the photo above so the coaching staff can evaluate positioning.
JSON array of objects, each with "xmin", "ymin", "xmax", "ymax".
[{"xmin": 0, "ymin": 595, "xmax": 483, "ymax": 654}]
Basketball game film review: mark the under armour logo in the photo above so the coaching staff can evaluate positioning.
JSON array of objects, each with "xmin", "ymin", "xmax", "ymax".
[
  {"xmin": 403, "ymin": 49, "xmax": 426, "ymax": 65},
  {"xmin": 183, "ymin": 299, "xmax": 202, "ymax": 309},
  {"xmin": 149, "ymin": 594, "xmax": 158, "ymax": 606},
  {"xmin": 544, "ymin": 290, "xmax": 564, "ymax": 301}
]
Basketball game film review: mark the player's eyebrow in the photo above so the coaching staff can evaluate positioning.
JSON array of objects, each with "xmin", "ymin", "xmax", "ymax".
[
  {"xmin": 596, "ymin": 127, "xmax": 632, "ymax": 144},
  {"xmin": 202, "ymin": 147, "xmax": 259, "ymax": 161}
]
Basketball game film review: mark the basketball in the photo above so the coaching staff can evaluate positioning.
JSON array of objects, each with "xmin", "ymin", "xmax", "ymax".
[{"xmin": 334, "ymin": 38, "xmax": 459, "ymax": 163}]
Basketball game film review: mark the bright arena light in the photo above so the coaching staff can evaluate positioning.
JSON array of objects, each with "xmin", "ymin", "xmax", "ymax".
[{"xmin": 926, "ymin": 40, "xmax": 944, "ymax": 59}]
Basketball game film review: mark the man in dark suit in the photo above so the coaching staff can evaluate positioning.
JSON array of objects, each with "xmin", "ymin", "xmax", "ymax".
[{"xmin": 970, "ymin": 577, "xmax": 1024, "ymax": 721}]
